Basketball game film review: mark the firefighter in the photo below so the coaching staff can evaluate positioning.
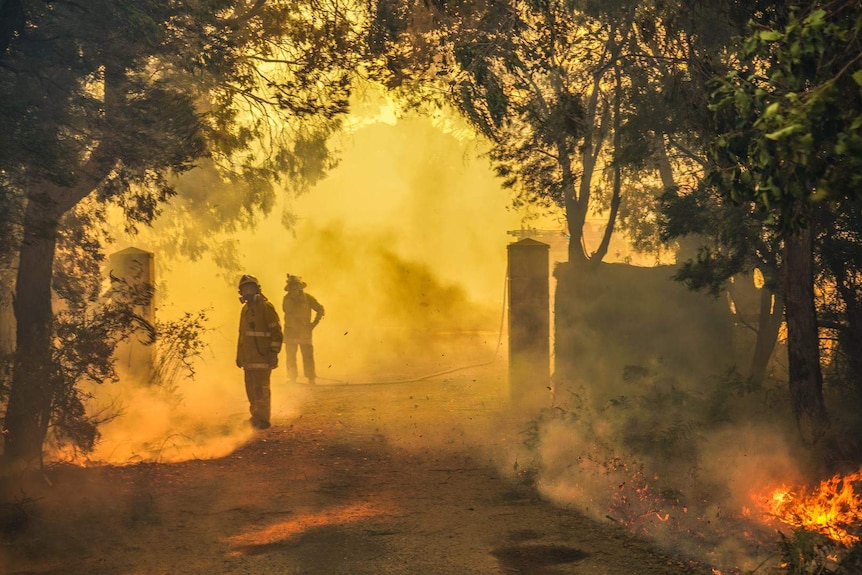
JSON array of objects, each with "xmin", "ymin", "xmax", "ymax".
[
  {"xmin": 236, "ymin": 274, "xmax": 282, "ymax": 429},
  {"xmin": 282, "ymin": 274, "xmax": 324, "ymax": 384}
]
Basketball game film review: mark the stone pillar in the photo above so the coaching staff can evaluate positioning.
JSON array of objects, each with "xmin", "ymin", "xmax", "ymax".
[
  {"xmin": 109, "ymin": 247, "xmax": 155, "ymax": 383},
  {"xmin": 507, "ymin": 238, "xmax": 550, "ymax": 407}
]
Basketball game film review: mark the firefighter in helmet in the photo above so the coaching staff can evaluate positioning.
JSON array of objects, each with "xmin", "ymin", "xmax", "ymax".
[
  {"xmin": 236, "ymin": 274, "xmax": 283, "ymax": 429},
  {"xmin": 282, "ymin": 274, "xmax": 324, "ymax": 384}
]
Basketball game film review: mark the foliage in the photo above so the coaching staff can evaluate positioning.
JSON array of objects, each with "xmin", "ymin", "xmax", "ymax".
[
  {"xmin": 0, "ymin": 0, "xmax": 365, "ymax": 235},
  {"xmin": 708, "ymin": 1, "xmax": 862, "ymax": 231},
  {"xmin": 659, "ymin": 178, "xmax": 781, "ymax": 297},
  {"xmin": 371, "ymin": 0, "xmax": 605, "ymax": 260},
  {"xmin": 767, "ymin": 529, "xmax": 862, "ymax": 575},
  {"xmin": 45, "ymin": 205, "xmax": 153, "ymax": 454},
  {"xmin": 446, "ymin": 2, "xmax": 593, "ymax": 207},
  {"xmin": 702, "ymin": 0, "xmax": 862, "ymax": 445},
  {"xmin": 371, "ymin": 0, "xmax": 785, "ymax": 265},
  {"xmin": 0, "ymin": 0, "xmax": 372, "ymax": 461},
  {"xmin": 149, "ymin": 310, "xmax": 211, "ymax": 398}
]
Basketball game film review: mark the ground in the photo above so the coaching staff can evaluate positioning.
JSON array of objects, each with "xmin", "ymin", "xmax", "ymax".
[{"xmin": 0, "ymin": 362, "xmax": 708, "ymax": 574}]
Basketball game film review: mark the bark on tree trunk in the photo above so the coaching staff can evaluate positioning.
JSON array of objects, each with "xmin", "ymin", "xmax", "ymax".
[
  {"xmin": 591, "ymin": 64, "xmax": 623, "ymax": 266},
  {"xmin": 3, "ymin": 197, "xmax": 61, "ymax": 464},
  {"xmin": 820, "ymin": 228, "xmax": 862, "ymax": 394},
  {"xmin": 748, "ymin": 287, "xmax": 784, "ymax": 387},
  {"xmin": 843, "ymin": 301, "xmax": 862, "ymax": 394},
  {"xmin": 782, "ymin": 226, "xmax": 828, "ymax": 444},
  {"xmin": 556, "ymin": 137, "xmax": 587, "ymax": 267},
  {"xmin": 567, "ymin": 62, "xmax": 608, "ymax": 266}
]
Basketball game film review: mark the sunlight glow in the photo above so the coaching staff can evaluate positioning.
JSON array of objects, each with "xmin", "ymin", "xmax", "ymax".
[{"xmin": 226, "ymin": 501, "xmax": 392, "ymax": 554}]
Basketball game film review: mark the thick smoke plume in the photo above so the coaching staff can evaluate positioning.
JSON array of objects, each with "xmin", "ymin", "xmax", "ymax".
[{"xmin": 74, "ymin": 108, "xmax": 524, "ymax": 465}]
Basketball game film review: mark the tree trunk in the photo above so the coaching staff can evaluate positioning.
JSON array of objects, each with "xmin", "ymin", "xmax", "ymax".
[
  {"xmin": 591, "ymin": 64, "xmax": 623, "ymax": 266},
  {"xmin": 842, "ymin": 299, "xmax": 862, "ymax": 395},
  {"xmin": 829, "ymin": 279, "xmax": 862, "ymax": 395},
  {"xmin": 566, "ymin": 61, "xmax": 608, "ymax": 266},
  {"xmin": 555, "ymin": 136, "xmax": 586, "ymax": 266},
  {"xmin": 748, "ymin": 287, "xmax": 784, "ymax": 386},
  {"xmin": 782, "ymin": 226, "xmax": 828, "ymax": 444},
  {"xmin": 3, "ymin": 196, "xmax": 61, "ymax": 464},
  {"xmin": 819, "ymin": 223, "xmax": 862, "ymax": 394}
]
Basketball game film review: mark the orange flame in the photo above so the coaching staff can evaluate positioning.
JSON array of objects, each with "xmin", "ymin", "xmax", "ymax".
[{"xmin": 758, "ymin": 466, "xmax": 862, "ymax": 546}]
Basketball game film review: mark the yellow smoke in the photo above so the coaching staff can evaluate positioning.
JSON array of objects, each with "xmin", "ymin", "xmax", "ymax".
[{"xmin": 74, "ymin": 100, "xmax": 534, "ymax": 465}]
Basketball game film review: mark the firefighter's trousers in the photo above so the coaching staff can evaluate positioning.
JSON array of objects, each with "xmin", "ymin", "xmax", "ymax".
[
  {"xmin": 285, "ymin": 342, "xmax": 316, "ymax": 382},
  {"xmin": 243, "ymin": 368, "xmax": 272, "ymax": 427}
]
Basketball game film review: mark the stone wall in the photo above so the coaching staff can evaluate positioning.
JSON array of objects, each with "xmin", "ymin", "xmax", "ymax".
[{"xmin": 553, "ymin": 261, "xmax": 736, "ymax": 393}]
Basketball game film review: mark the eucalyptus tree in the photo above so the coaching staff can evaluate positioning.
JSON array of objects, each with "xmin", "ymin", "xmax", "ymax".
[
  {"xmin": 708, "ymin": 1, "xmax": 862, "ymax": 443},
  {"xmin": 370, "ymin": 0, "xmax": 763, "ymax": 268},
  {"xmin": 370, "ymin": 0, "xmax": 631, "ymax": 265},
  {"xmin": 595, "ymin": 0, "xmax": 800, "ymax": 388},
  {"xmin": 0, "ymin": 0, "xmax": 365, "ymax": 464}
]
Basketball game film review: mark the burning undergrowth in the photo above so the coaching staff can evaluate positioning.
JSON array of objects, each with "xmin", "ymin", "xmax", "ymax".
[
  {"xmin": 508, "ymin": 362, "xmax": 862, "ymax": 574},
  {"xmin": 752, "ymin": 468, "xmax": 862, "ymax": 574}
]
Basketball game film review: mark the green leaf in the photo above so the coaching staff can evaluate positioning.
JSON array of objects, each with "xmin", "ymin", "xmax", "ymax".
[
  {"xmin": 759, "ymin": 30, "xmax": 782, "ymax": 42},
  {"xmin": 765, "ymin": 124, "xmax": 802, "ymax": 140},
  {"xmin": 853, "ymin": 70, "xmax": 862, "ymax": 87},
  {"xmin": 811, "ymin": 186, "xmax": 829, "ymax": 202},
  {"xmin": 804, "ymin": 9, "xmax": 826, "ymax": 27},
  {"xmin": 764, "ymin": 102, "xmax": 780, "ymax": 118}
]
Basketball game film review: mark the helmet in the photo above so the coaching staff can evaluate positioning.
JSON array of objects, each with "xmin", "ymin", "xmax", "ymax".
[
  {"xmin": 238, "ymin": 274, "xmax": 261, "ymax": 303},
  {"xmin": 238, "ymin": 274, "xmax": 260, "ymax": 290},
  {"xmin": 285, "ymin": 274, "xmax": 306, "ymax": 290}
]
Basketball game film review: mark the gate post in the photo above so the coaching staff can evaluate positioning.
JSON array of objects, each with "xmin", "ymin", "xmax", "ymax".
[
  {"xmin": 507, "ymin": 238, "xmax": 550, "ymax": 406},
  {"xmin": 109, "ymin": 247, "xmax": 155, "ymax": 383}
]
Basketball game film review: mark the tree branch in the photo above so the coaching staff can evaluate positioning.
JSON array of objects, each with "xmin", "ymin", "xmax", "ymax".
[{"xmin": 667, "ymin": 135, "xmax": 709, "ymax": 169}]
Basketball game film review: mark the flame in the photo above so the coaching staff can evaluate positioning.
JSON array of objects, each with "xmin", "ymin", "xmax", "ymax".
[{"xmin": 757, "ymin": 466, "xmax": 862, "ymax": 546}]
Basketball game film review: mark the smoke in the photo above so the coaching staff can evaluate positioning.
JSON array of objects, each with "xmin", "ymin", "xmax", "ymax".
[
  {"xmin": 50, "ymin": 92, "xmax": 804, "ymax": 573},
  {"xmin": 70, "ymin": 104, "xmax": 526, "ymax": 465},
  {"xmin": 515, "ymin": 263, "xmax": 807, "ymax": 572},
  {"xmin": 524, "ymin": 406, "xmax": 803, "ymax": 570}
]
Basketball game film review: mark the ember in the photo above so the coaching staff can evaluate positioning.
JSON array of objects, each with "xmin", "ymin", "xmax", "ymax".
[{"xmin": 758, "ymin": 467, "xmax": 862, "ymax": 546}]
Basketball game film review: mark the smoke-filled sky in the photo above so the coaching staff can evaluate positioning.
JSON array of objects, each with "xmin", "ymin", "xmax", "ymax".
[{"xmin": 160, "ymin": 104, "xmax": 535, "ymax": 377}]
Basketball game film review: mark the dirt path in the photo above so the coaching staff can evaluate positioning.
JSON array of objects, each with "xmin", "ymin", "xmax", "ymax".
[{"xmin": 2, "ymin": 365, "xmax": 706, "ymax": 574}]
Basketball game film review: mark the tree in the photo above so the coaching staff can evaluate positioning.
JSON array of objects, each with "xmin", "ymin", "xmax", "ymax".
[
  {"xmin": 370, "ymin": 0, "xmax": 776, "ymax": 268},
  {"xmin": 708, "ymin": 1, "xmax": 862, "ymax": 443},
  {"xmin": 0, "ymin": 0, "xmax": 364, "ymax": 465},
  {"xmin": 659, "ymin": 180, "xmax": 785, "ymax": 387},
  {"xmin": 370, "ymin": 0, "xmax": 629, "ymax": 264},
  {"xmin": 816, "ymin": 204, "xmax": 862, "ymax": 398}
]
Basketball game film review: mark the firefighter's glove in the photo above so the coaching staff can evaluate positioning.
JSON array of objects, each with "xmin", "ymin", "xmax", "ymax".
[
  {"xmin": 236, "ymin": 359, "xmax": 242, "ymax": 369},
  {"xmin": 269, "ymin": 354, "xmax": 279, "ymax": 368}
]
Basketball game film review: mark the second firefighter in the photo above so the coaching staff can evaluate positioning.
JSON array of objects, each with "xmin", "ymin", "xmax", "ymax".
[{"xmin": 282, "ymin": 274, "xmax": 324, "ymax": 384}]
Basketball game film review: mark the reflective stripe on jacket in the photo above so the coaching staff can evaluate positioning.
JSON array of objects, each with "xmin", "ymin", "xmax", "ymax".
[{"xmin": 236, "ymin": 296, "xmax": 283, "ymax": 370}]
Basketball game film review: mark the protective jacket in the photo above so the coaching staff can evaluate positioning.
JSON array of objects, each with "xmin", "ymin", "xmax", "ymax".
[
  {"xmin": 236, "ymin": 295, "xmax": 283, "ymax": 370},
  {"xmin": 282, "ymin": 291, "xmax": 324, "ymax": 344}
]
